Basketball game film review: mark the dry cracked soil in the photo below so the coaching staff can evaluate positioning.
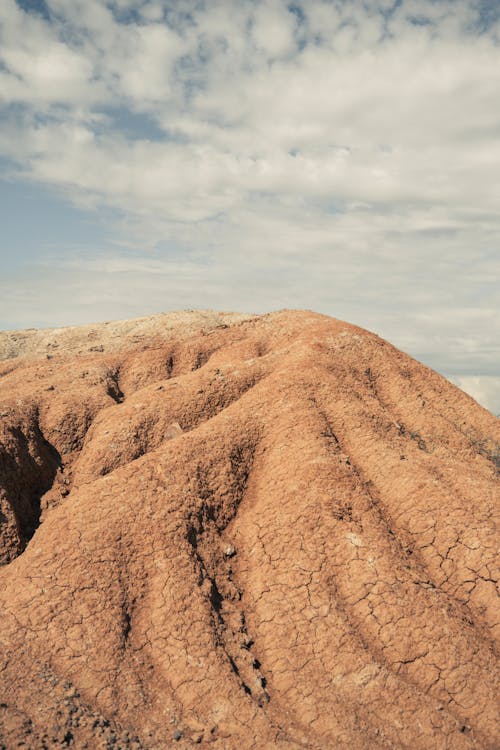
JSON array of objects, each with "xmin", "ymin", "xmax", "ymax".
[{"xmin": 0, "ymin": 309, "xmax": 498, "ymax": 750}]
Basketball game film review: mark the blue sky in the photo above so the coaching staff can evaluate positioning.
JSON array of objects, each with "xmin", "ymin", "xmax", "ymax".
[{"xmin": 0, "ymin": 0, "xmax": 499, "ymax": 413}]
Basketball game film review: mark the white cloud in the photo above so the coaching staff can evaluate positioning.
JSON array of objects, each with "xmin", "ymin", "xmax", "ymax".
[
  {"xmin": 2, "ymin": 0, "xmax": 498, "ymax": 225},
  {"xmin": 252, "ymin": 0, "xmax": 297, "ymax": 58},
  {"xmin": 119, "ymin": 24, "xmax": 184, "ymax": 101},
  {"xmin": 0, "ymin": 3, "xmax": 96, "ymax": 106},
  {"xmin": 450, "ymin": 376, "xmax": 500, "ymax": 416},
  {"xmin": 0, "ymin": 0, "xmax": 498, "ymax": 412}
]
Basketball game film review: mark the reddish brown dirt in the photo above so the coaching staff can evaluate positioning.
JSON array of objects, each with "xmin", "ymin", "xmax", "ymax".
[{"xmin": 0, "ymin": 310, "xmax": 498, "ymax": 750}]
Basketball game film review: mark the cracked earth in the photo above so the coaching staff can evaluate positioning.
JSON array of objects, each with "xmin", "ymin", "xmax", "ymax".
[{"xmin": 0, "ymin": 310, "xmax": 498, "ymax": 749}]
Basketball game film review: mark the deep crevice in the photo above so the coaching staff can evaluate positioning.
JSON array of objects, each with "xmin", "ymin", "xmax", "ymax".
[
  {"xmin": 0, "ymin": 418, "xmax": 62, "ymax": 564},
  {"xmin": 166, "ymin": 354, "xmax": 175, "ymax": 378},
  {"xmin": 191, "ymin": 351, "xmax": 206, "ymax": 371},
  {"xmin": 122, "ymin": 611, "xmax": 131, "ymax": 642},
  {"xmin": 106, "ymin": 369, "xmax": 125, "ymax": 404},
  {"xmin": 184, "ymin": 438, "xmax": 270, "ymax": 706}
]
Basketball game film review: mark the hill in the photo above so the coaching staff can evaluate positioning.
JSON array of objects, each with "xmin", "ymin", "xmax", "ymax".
[{"xmin": 0, "ymin": 310, "xmax": 498, "ymax": 749}]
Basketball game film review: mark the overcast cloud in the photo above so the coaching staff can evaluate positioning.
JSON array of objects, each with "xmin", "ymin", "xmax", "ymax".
[{"xmin": 0, "ymin": 0, "xmax": 499, "ymax": 413}]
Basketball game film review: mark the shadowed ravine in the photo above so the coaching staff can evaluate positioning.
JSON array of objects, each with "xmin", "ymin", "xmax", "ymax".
[{"xmin": 0, "ymin": 310, "xmax": 498, "ymax": 749}]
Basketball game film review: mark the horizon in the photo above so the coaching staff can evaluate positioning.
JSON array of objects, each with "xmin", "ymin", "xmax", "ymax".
[{"xmin": 1, "ymin": 0, "xmax": 499, "ymax": 413}]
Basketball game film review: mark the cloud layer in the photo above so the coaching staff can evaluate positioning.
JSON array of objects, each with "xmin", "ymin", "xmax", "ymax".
[{"xmin": 0, "ymin": 0, "xmax": 499, "ymax": 412}]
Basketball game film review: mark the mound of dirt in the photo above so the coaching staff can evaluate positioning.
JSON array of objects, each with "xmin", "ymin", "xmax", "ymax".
[{"xmin": 0, "ymin": 310, "xmax": 498, "ymax": 749}]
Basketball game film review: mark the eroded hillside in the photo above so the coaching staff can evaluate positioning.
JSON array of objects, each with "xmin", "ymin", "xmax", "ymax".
[{"xmin": 0, "ymin": 310, "xmax": 498, "ymax": 749}]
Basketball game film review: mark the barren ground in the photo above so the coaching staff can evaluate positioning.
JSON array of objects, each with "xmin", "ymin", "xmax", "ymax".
[{"xmin": 0, "ymin": 310, "xmax": 498, "ymax": 749}]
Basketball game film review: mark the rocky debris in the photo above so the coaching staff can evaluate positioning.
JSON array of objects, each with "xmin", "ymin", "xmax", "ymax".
[
  {"xmin": 0, "ymin": 311, "xmax": 252, "ymax": 363},
  {"xmin": 0, "ymin": 309, "xmax": 498, "ymax": 749}
]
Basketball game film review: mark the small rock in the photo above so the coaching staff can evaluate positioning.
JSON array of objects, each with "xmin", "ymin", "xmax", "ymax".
[
  {"xmin": 165, "ymin": 422, "xmax": 183, "ymax": 440},
  {"xmin": 173, "ymin": 729, "xmax": 183, "ymax": 741},
  {"xmin": 223, "ymin": 544, "xmax": 236, "ymax": 558}
]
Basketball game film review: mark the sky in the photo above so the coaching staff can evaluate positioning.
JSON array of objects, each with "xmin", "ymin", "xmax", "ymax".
[{"xmin": 0, "ymin": 0, "xmax": 499, "ymax": 414}]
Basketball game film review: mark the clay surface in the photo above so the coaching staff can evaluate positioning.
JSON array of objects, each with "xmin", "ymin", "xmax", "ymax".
[{"xmin": 0, "ymin": 310, "xmax": 498, "ymax": 749}]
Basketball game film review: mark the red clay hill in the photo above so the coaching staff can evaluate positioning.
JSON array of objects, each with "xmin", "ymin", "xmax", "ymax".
[{"xmin": 0, "ymin": 310, "xmax": 498, "ymax": 749}]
